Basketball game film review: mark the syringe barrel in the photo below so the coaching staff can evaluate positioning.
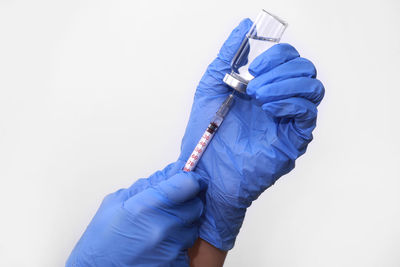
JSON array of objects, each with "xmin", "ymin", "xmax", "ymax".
[
  {"xmin": 183, "ymin": 122, "xmax": 217, "ymax": 172},
  {"xmin": 183, "ymin": 94, "xmax": 234, "ymax": 172}
]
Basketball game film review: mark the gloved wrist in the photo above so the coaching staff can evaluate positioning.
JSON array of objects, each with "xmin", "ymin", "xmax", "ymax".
[{"xmin": 198, "ymin": 181, "xmax": 247, "ymax": 251}]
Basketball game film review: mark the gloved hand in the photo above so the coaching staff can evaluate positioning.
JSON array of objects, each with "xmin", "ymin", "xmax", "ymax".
[
  {"xmin": 66, "ymin": 171, "xmax": 204, "ymax": 267},
  {"xmin": 178, "ymin": 19, "xmax": 325, "ymax": 250}
]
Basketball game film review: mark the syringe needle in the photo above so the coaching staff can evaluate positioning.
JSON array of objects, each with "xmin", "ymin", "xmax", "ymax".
[{"xmin": 183, "ymin": 93, "xmax": 235, "ymax": 172}]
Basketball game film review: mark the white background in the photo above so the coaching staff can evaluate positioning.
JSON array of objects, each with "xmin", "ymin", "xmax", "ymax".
[{"xmin": 1, "ymin": 0, "xmax": 399, "ymax": 266}]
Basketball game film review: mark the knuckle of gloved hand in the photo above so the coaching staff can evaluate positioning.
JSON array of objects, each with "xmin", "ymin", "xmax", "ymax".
[
  {"xmin": 290, "ymin": 122, "xmax": 316, "ymax": 152},
  {"xmin": 311, "ymin": 79, "xmax": 325, "ymax": 104},
  {"xmin": 249, "ymin": 45, "xmax": 303, "ymax": 81},
  {"xmin": 305, "ymin": 103, "xmax": 318, "ymax": 120},
  {"xmin": 276, "ymin": 43, "xmax": 301, "ymax": 64},
  {"xmin": 317, "ymin": 79, "xmax": 325, "ymax": 98},
  {"xmin": 101, "ymin": 189, "xmax": 126, "ymax": 205},
  {"xmin": 278, "ymin": 43, "xmax": 300, "ymax": 56},
  {"xmin": 294, "ymin": 135, "xmax": 312, "ymax": 156},
  {"xmin": 293, "ymin": 57, "xmax": 317, "ymax": 78},
  {"xmin": 101, "ymin": 193, "xmax": 115, "ymax": 204},
  {"xmin": 249, "ymin": 43, "xmax": 300, "ymax": 75}
]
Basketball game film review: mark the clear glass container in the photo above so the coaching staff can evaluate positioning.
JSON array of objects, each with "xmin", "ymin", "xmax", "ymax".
[{"xmin": 223, "ymin": 10, "xmax": 288, "ymax": 93}]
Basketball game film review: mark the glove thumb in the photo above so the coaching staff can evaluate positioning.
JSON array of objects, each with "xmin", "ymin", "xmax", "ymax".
[{"xmin": 155, "ymin": 171, "xmax": 202, "ymax": 204}]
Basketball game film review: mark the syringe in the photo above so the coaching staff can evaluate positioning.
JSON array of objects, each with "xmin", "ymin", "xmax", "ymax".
[{"xmin": 183, "ymin": 93, "xmax": 235, "ymax": 172}]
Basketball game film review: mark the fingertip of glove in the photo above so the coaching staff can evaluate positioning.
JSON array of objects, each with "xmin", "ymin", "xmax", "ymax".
[
  {"xmin": 246, "ymin": 81, "xmax": 257, "ymax": 97},
  {"xmin": 156, "ymin": 172, "xmax": 202, "ymax": 203},
  {"xmin": 178, "ymin": 170, "xmax": 208, "ymax": 191},
  {"xmin": 218, "ymin": 18, "xmax": 253, "ymax": 63},
  {"xmin": 276, "ymin": 43, "xmax": 300, "ymax": 58},
  {"xmin": 239, "ymin": 18, "xmax": 253, "ymax": 29}
]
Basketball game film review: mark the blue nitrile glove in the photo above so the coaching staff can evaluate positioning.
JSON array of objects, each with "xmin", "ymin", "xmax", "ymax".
[
  {"xmin": 178, "ymin": 19, "xmax": 325, "ymax": 250},
  {"xmin": 66, "ymin": 171, "xmax": 204, "ymax": 267}
]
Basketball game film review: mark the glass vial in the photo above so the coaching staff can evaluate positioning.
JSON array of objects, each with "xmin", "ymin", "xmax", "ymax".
[{"xmin": 223, "ymin": 10, "xmax": 288, "ymax": 93}]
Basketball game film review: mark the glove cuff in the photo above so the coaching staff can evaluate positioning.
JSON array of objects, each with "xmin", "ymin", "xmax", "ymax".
[
  {"xmin": 199, "ymin": 217, "xmax": 237, "ymax": 251},
  {"xmin": 199, "ymin": 184, "xmax": 247, "ymax": 251}
]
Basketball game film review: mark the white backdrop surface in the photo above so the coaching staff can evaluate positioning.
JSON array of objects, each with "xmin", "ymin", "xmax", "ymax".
[{"xmin": 1, "ymin": 0, "xmax": 400, "ymax": 266}]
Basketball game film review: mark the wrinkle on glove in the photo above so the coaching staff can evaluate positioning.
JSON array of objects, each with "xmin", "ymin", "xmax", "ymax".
[{"xmin": 179, "ymin": 19, "xmax": 325, "ymax": 250}]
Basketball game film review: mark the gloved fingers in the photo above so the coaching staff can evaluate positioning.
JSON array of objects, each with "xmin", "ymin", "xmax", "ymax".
[
  {"xmin": 217, "ymin": 18, "xmax": 253, "ymax": 63},
  {"xmin": 170, "ymin": 197, "xmax": 204, "ymax": 225},
  {"xmin": 262, "ymin": 97, "xmax": 318, "ymax": 140},
  {"xmin": 155, "ymin": 171, "xmax": 202, "ymax": 203},
  {"xmin": 155, "ymin": 172, "xmax": 204, "ymax": 224},
  {"xmin": 125, "ymin": 178, "xmax": 151, "ymax": 198},
  {"xmin": 247, "ymin": 57, "xmax": 317, "ymax": 92},
  {"xmin": 123, "ymin": 172, "xmax": 203, "ymax": 224},
  {"xmin": 249, "ymin": 77, "xmax": 325, "ymax": 106},
  {"xmin": 125, "ymin": 161, "xmax": 183, "ymax": 198},
  {"xmin": 248, "ymin": 43, "xmax": 300, "ymax": 77}
]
